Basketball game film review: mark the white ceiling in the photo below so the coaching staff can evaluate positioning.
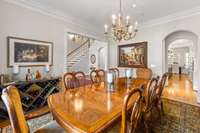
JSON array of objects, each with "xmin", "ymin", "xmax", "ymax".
[{"xmin": 10, "ymin": 0, "xmax": 200, "ymax": 32}]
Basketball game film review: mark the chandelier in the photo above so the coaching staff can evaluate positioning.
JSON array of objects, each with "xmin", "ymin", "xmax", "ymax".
[{"xmin": 104, "ymin": 0, "xmax": 138, "ymax": 41}]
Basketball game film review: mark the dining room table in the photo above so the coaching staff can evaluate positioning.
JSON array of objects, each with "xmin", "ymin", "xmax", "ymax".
[{"xmin": 48, "ymin": 77, "xmax": 149, "ymax": 133}]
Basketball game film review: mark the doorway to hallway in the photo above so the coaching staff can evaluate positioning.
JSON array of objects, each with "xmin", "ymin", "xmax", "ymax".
[
  {"xmin": 163, "ymin": 30, "xmax": 199, "ymax": 90},
  {"xmin": 167, "ymin": 39, "xmax": 194, "ymax": 81}
]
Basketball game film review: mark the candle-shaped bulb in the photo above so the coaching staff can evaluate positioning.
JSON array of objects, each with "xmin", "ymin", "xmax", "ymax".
[
  {"xmin": 128, "ymin": 25, "xmax": 133, "ymax": 33},
  {"xmin": 134, "ymin": 21, "xmax": 138, "ymax": 29},
  {"xmin": 104, "ymin": 24, "xmax": 108, "ymax": 34},
  {"xmin": 112, "ymin": 14, "xmax": 116, "ymax": 26},
  {"xmin": 132, "ymin": 4, "xmax": 137, "ymax": 8},
  {"xmin": 126, "ymin": 16, "xmax": 130, "ymax": 26},
  {"xmin": 69, "ymin": 34, "xmax": 75, "ymax": 40},
  {"xmin": 112, "ymin": 14, "xmax": 116, "ymax": 19}
]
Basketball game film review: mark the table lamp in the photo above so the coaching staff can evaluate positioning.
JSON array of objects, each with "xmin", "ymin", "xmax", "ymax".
[
  {"xmin": 45, "ymin": 64, "xmax": 51, "ymax": 79},
  {"xmin": 45, "ymin": 64, "xmax": 50, "ymax": 72},
  {"xmin": 13, "ymin": 65, "xmax": 19, "ymax": 81}
]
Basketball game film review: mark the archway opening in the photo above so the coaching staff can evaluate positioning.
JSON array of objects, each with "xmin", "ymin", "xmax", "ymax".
[
  {"xmin": 167, "ymin": 39, "xmax": 194, "ymax": 80},
  {"xmin": 163, "ymin": 30, "xmax": 198, "ymax": 90}
]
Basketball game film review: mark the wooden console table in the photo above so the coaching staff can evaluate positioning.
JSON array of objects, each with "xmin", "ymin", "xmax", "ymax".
[{"xmin": 0, "ymin": 78, "xmax": 61, "ymax": 129}]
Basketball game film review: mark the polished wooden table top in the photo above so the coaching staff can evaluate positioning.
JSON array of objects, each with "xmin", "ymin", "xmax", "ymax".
[{"xmin": 48, "ymin": 78, "xmax": 148, "ymax": 133}]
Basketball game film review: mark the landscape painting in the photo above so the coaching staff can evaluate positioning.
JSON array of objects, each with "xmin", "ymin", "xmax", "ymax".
[
  {"xmin": 118, "ymin": 42, "xmax": 147, "ymax": 68},
  {"xmin": 8, "ymin": 37, "xmax": 53, "ymax": 67}
]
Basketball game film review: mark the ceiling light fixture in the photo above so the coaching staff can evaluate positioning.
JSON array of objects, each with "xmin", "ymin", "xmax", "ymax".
[
  {"xmin": 132, "ymin": 4, "xmax": 137, "ymax": 8},
  {"xmin": 104, "ymin": 0, "xmax": 138, "ymax": 41},
  {"xmin": 68, "ymin": 33, "xmax": 83, "ymax": 42}
]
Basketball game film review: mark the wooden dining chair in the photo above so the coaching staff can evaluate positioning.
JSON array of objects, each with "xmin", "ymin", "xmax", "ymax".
[
  {"xmin": 154, "ymin": 73, "xmax": 168, "ymax": 117},
  {"xmin": 74, "ymin": 71, "xmax": 86, "ymax": 87},
  {"xmin": 96, "ymin": 69, "xmax": 106, "ymax": 82},
  {"xmin": 136, "ymin": 68, "xmax": 152, "ymax": 80},
  {"xmin": 90, "ymin": 70, "xmax": 99, "ymax": 83},
  {"xmin": 63, "ymin": 72, "xmax": 76, "ymax": 89},
  {"xmin": 142, "ymin": 78, "xmax": 159, "ymax": 133},
  {"xmin": 121, "ymin": 88, "xmax": 144, "ymax": 133},
  {"xmin": 1, "ymin": 86, "xmax": 65, "ymax": 133}
]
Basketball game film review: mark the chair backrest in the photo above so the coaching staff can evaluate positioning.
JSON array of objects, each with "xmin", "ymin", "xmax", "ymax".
[
  {"xmin": 63, "ymin": 72, "xmax": 76, "ymax": 89},
  {"xmin": 157, "ymin": 73, "xmax": 168, "ymax": 98},
  {"xmin": 96, "ymin": 69, "xmax": 105, "ymax": 82},
  {"xmin": 90, "ymin": 70, "xmax": 99, "ymax": 83},
  {"xmin": 121, "ymin": 88, "xmax": 143, "ymax": 133},
  {"xmin": 90, "ymin": 69, "xmax": 105, "ymax": 83},
  {"xmin": 143, "ymin": 78, "xmax": 158, "ymax": 112},
  {"xmin": 74, "ymin": 71, "xmax": 86, "ymax": 86},
  {"xmin": 136, "ymin": 68, "xmax": 152, "ymax": 80},
  {"xmin": 1, "ymin": 86, "xmax": 29, "ymax": 133}
]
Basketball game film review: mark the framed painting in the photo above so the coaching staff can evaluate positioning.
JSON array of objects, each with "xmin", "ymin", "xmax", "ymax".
[
  {"xmin": 118, "ymin": 42, "xmax": 147, "ymax": 68},
  {"xmin": 7, "ymin": 36, "xmax": 53, "ymax": 67}
]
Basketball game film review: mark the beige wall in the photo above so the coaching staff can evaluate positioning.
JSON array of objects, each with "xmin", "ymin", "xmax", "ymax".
[{"xmin": 0, "ymin": 0, "xmax": 101, "ymax": 80}]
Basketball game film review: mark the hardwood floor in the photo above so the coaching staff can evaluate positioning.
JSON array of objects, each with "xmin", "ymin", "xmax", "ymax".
[{"xmin": 163, "ymin": 74, "xmax": 199, "ymax": 107}]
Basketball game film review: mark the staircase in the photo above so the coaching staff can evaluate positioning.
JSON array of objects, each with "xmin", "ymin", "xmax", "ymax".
[{"xmin": 67, "ymin": 39, "xmax": 90, "ymax": 72}]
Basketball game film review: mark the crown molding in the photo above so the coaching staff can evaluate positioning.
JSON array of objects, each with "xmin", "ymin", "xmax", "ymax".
[
  {"xmin": 2, "ymin": 0, "xmax": 102, "ymax": 37},
  {"xmin": 4, "ymin": 0, "xmax": 200, "ymax": 33},
  {"xmin": 139, "ymin": 6, "xmax": 200, "ymax": 29}
]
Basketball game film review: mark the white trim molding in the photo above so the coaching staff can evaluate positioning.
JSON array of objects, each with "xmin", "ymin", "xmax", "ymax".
[
  {"xmin": 139, "ymin": 6, "xmax": 200, "ymax": 29},
  {"xmin": 4, "ymin": 0, "xmax": 200, "ymax": 35}
]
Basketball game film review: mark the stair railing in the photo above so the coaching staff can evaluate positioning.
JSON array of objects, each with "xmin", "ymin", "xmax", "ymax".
[{"xmin": 67, "ymin": 39, "xmax": 90, "ymax": 59}]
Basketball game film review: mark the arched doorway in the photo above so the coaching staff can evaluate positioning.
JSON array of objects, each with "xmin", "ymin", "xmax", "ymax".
[
  {"xmin": 163, "ymin": 30, "xmax": 199, "ymax": 90},
  {"xmin": 168, "ymin": 39, "xmax": 194, "ymax": 79}
]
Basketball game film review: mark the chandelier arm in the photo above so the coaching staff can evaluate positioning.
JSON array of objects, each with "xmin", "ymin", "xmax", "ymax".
[{"xmin": 132, "ymin": 32, "xmax": 137, "ymax": 38}]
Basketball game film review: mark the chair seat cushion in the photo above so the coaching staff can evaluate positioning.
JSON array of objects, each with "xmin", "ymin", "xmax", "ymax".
[{"xmin": 34, "ymin": 121, "xmax": 66, "ymax": 133}]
